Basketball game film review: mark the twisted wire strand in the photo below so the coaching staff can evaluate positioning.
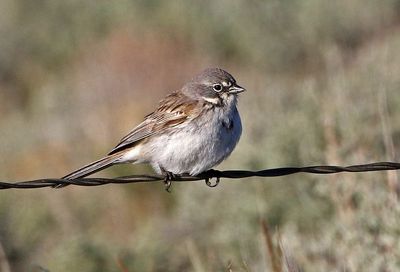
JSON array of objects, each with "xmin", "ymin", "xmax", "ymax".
[{"xmin": 0, "ymin": 161, "xmax": 399, "ymax": 190}]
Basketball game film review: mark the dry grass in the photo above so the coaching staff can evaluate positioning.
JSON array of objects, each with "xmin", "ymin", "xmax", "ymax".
[{"xmin": 0, "ymin": 1, "xmax": 400, "ymax": 271}]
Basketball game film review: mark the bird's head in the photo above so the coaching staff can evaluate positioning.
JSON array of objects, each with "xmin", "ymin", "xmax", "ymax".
[{"xmin": 183, "ymin": 68, "xmax": 245, "ymax": 105}]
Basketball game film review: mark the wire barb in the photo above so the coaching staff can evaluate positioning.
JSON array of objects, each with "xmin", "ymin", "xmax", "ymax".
[{"xmin": 0, "ymin": 161, "xmax": 399, "ymax": 190}]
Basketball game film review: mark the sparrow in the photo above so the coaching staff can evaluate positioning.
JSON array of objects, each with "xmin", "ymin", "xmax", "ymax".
[{"xmin": 61, "ymin": 68, "xmax": 245, "ymax": 190}]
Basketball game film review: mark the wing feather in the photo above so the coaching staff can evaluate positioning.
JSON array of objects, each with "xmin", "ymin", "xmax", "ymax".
[{"xmin": 108, "ymin": 91, "xmax": 199, "ymax": 155}]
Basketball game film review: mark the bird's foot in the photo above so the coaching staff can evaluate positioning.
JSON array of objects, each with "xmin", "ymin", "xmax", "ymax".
[
  {"xmin": 204, "ymin": 169, "xmax": 220, "ymax": 188},
  {"xmin": 163, "ymin": 171, "xmax": 176, "ymax": 192}
]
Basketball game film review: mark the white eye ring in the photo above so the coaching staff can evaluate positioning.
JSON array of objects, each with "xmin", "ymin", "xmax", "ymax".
[{"xmin": 213, "ymin": 83, "xmax": 223, "ymax": 92}]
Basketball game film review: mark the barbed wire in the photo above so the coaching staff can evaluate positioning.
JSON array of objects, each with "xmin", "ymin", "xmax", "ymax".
[{"xmin": 0, "ymin": 161, "xmax": 399, "ymax": 190}]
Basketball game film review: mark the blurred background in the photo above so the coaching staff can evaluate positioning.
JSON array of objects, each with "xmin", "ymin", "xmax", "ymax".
[{"xmin": 1, "ymin": 0, "xmax": 400, "ymax": 271}]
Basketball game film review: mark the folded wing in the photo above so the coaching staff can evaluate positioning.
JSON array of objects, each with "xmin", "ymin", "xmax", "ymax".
[{"xmin": 108, "ymin": 91, "xmax": 200, "ymax": 155}]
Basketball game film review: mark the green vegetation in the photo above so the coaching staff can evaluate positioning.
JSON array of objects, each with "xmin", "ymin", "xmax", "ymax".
[{"xmin": 1, "ymin": 0, "xmax": 400, "ymax": 271}]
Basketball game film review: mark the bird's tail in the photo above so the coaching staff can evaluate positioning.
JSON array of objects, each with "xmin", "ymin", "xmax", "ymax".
[{"xmin": 56, "ymin": 153, "xmax": 123, "ymax": 188}]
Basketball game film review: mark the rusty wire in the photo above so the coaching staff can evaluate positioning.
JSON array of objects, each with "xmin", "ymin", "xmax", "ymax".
[{"xmin": 0, "ymin": 161, "xmax": 399, "ymax": 190}]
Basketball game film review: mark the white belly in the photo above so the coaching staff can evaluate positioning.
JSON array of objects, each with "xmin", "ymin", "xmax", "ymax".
[{"xmin": 143, "ymin": 105, "xmax": 242, "ymax": 175}]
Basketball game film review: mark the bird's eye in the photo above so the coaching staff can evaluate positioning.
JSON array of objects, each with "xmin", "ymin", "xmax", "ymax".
[{"xmin": 213, "ymin": 84, "xmax": 223, "ymax": 92}]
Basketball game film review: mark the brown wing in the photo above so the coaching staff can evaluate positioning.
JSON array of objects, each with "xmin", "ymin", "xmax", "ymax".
[{"xmin": 108, "ymin": 91, "xmax": 199, "ymax": 155}]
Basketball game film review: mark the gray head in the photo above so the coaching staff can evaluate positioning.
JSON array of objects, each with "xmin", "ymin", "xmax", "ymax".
[{"xmin": 182, "ymin": 68, "xmax": 245, "ymax": 104}]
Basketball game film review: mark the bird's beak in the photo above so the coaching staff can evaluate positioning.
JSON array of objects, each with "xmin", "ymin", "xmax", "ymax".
[{"xmin": 228, "ymin": 85, "xmax": 246, "ymax": 94}]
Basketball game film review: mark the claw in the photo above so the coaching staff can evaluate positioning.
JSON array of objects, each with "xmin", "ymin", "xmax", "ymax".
[
  {"xmin": 203, "ymin": 169, "xmax": 221, "ymax": 188},
  {"xmin": 164, "ymin": 179, "xmax": 172, "ymax": 192},
  {"xmin": 163, "ymin": 171, "xmax": 175, "ymax": 192},
  {"xmin": 205, "ymin": 176, "xmax": 220, "ymax": 187}
]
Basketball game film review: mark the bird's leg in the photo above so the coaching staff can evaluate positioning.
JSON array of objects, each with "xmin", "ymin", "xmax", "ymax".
[
  {"xmin": 203, "ymin": 169, "xmax": 220, "ymax": 188},
  {"xmin": 161, "ymin": 168, "xmax": 176, "ymax": 192},
  {"xmin": 164, "ymin": 172, "xmax": 173, "ymax": 192}
]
